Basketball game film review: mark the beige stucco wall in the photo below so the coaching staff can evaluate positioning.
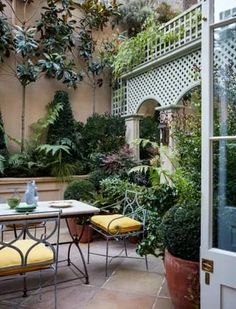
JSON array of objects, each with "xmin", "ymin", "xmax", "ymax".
[
  {"xmin": 0, "ymin": 1, "xmax": 117, "ymax": 152},
  {"xmin": 0, "ymin": 175, "xmax": 88, "ymax": 201}
]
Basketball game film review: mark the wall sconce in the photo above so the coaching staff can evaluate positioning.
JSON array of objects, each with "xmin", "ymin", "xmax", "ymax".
[{"xmin": 158, "ymin": 122, "xmax": 169, "ymax": 146}]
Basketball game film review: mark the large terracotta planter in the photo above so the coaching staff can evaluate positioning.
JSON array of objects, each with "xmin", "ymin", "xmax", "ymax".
[
  {"xmin": 164, "ymin": 249, "xmax": 200, "ymax": 309},
  {"xmin": 67, "ymin": 217, "xmax": 93, "ymax": 243}
]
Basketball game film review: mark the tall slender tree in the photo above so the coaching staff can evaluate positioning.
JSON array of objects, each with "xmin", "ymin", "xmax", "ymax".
[{"xmin": 0, "ymin": 0, "xmax": 82, "ymax": 152}]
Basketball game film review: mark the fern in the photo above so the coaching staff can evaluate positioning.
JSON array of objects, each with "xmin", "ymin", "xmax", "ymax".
[
  {"xmin": 37, "ymin": 144, "xmax": 70, "ymax": 156},
  {"xmin": 129, "ymin": 138, "xmax": 172, "ymax": 186},
  {"xmin": 31, "ymin": 102, "xmax": 63, "ymax": 145},
  {"xmin": 37, "ymin": 144, "xmax": 76, "ymax": 181}
]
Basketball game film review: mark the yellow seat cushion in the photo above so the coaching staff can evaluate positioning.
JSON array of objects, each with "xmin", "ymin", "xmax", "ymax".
[
  {"xmin": 0, "ymin": 239, "xmax": 54, "ymax": 270},
  {"xmin": 91, "ymin": 214, "xmax": 142, "ymax": 234}
]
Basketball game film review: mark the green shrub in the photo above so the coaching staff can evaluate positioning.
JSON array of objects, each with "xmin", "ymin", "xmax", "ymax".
[
  {"xmin": 140, "ymin": 115, "xmax": 160, "ymax": 160},
  {"xmin": 100, "ymin": 146, "xmax": 136, "ymax": 179},
  {"xmin": 64, "ymin": 180, "xmax": 95, "ymax": 202},
  {"xmin": 88, "ymin": 146, "xmax": 136, "ymax": 189},
  {"xmin": 136, "ymin": 185, "xmax": 178, "ymax": 257},
  {"xmin": 100, "ymin": 176, "xmax": 141, "ymax": 202},
  {"xmin": 173, "ymin": 89, "xmax": 201, "ymax": 203},
  {"xmin": 160, "ymin": 204, "xmax": 201, "ymax": 261},
  {"xmin": 80, "ymin": 113, "xmax": 126, "ymax": 157},
  {"xmin": 89, "ymin": 169, "xmax": 108, "ymax": 190}
]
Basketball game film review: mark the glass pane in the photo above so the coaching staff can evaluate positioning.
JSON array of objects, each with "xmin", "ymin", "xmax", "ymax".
[
  {"xmin": 213, "ymin": 23, "xmax": 236, "ymax": 136},
  {"xmin": 214, "ymin": 0, "xmax": 236, "ymax": 22},
  {"xmin": 213, "ymin": 140, "xmax": 236, "ymax": 251}
]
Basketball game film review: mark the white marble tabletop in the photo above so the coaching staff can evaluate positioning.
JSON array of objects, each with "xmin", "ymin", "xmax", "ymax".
[{"xmin": 0, "ymin": 200, "xmax": 100, "ymax": 218}]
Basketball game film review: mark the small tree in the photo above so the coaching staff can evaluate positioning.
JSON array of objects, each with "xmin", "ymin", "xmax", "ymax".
[{"xmin": 47, "ymin": 91, "xmax": 76, "ymax": 145}]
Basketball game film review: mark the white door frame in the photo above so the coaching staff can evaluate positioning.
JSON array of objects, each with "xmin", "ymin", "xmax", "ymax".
[{"xmin": 201, "ymin": 0, "xmax": 236, "ymax": 307}]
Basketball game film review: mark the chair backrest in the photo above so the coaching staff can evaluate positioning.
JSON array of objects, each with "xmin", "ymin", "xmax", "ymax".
[
  {"xmin": 123, "ymin": 190, "xmax": 147, "ymax": 227},
  {"xmin": 0, "ymin": 211, "xmax": 61, "ymax": 273}
]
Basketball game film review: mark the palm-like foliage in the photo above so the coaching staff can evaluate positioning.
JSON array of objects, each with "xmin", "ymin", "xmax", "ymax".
[
  {"xmin": 129, "ymin": 139, "xmax": 171, "ymax": 186},
  {"xmin": 37, "ymin": 144, "xmax": 76, "ymax": 180}
]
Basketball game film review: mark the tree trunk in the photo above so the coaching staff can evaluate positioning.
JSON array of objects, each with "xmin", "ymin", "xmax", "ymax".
[
  {"xmin": 92, "ymin": 73, "xmax": 96, "ymax": 114},
  {"xmin": 21, "ymin": 85, "xmax": 26, "ymax": 153}
]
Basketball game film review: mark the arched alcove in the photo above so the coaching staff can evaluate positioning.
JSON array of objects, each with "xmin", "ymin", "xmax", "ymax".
[{"xmin": 137, "ymin": 99, "xmax": 160, "ymax": 116}]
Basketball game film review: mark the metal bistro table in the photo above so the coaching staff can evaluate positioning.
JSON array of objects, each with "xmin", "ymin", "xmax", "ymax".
[{"xmin": 0, "ymin": 199, "xmax": 100, "ymax": 284}]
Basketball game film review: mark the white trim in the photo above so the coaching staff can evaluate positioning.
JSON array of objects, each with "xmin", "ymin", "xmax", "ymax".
[
  {"xmin": 173, "ymin": 81, "xmax": 201, "ymax": 106},
  {"xmin": 209, "ymin": 136, "xmax": 236, "ymax": 141},
  {"xmin": 135, "ymin": 96, "xmax": 162, "ymax": 114},
  {"xmin": 201, "ymin": 0, "xmax": 212, "ymax": 254},
  {"xmin": 121, "ymin": 40, "xmax": 201, "ymax": 80}
]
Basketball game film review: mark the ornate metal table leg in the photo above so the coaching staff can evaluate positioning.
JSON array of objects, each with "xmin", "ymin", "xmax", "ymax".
[{"xmin": 65, "ymin": 218, "xmax": 89, "ymax": 284}]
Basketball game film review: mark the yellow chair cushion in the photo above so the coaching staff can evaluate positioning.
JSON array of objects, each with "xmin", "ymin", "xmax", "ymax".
[
  {"xmin": 0, "ymin": 239, "xmax": 54, "ymax": 270},
  {"xmin": 91, "ymin": 214, "xmax": 142, "ymax": 234}
]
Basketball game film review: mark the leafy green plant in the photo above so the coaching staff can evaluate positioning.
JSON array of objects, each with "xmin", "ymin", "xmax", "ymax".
[
  {"xmin": 6, "ymin": 150, "xmax": 47, "ymax": 177},
  {"xmin": 172, "ymin": 89, "xmax": 201, "ymax": 206},
  {"xmin": 111, "ymin": 17, "xmax": 159, "ymax": 79},
  {"xmin": 30, "ymin": 101, "xmax": 64, "ymax": 145},
  {"xmin": 37, "ymin": 144, "xmax": 76, "ymax": 180},
  {"xmin": 129, "ymin": 139, "xmax": 170, "ymax": 186},
  {"xmin": 136, "ymin": 184, "xmax": 178, "ymax": 257},
  {"xmin": 88, "ymin": 146, "xmax": 136, "ymax": 189},
  {"xmin": 98, "ymin": 176, "xmax": 141, "ymax": 209},
  {"xmin": 64, "ymin": 180, "xmax": 95, "ymax": 202},
  {"xmin": 89, "ymin": 169, "xmax": 108, "ymax": 190},
  {"xmin": 117, "ymin": 0, "xmax": 178, "ymax": 38},
  {"xmin": 100, "ymin": 146, "xmax": 136, "ymax": 178},
  {"xmin": 140, "ymin": 115, "xmax": 160, "ymax": 159},
  {"xmin": 79, "ymin": 113, "xmax": 126, "ymax": 159},
  {"xmin": 0, "ymin": 16, "xmax": 11, "ymax": 61}
]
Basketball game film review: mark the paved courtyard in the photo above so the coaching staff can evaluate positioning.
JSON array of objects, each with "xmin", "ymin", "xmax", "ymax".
[{"xmin": 0, "ymin": 220, "xmax": 173, "ymax": 309}]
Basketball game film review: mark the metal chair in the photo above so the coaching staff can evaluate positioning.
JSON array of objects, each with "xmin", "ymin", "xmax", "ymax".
[
  {"xmin": 88, "ymin": 190, "xmax": 148, "ymax": 276},
  {"xmin": 0, "ymin": 220, "xmax": 47, "ymax": 241},
  {"xmin": 0, "ymin": 211, "xmax": 61, "ymax": 309}
]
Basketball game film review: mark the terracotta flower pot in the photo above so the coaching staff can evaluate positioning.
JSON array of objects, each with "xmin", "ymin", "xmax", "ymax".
[
  {"xmin": 164, "ymin": 249, "xmax": 200, "ymax": 309},
  {"xmin": 67, "ymin": 217, "xmax": 93, "ymax": 243}
]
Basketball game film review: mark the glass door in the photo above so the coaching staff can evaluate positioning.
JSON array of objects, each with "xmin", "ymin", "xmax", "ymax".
[{"xmin": 201, "ymin": 0, "xmax": 236, "ymax": 308}]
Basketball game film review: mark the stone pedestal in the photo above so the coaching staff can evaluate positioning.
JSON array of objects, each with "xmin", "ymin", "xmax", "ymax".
[{"xmin": 124, "ymin": 115, "xmax": 143, "ymax": 161}]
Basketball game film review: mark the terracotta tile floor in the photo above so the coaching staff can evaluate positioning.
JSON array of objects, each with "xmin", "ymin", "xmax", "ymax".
[{"xmin": 0, "ymin": 220, "xmax": 173, "ymax": 309}]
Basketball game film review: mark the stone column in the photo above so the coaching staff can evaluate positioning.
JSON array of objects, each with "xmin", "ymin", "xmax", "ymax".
[
  {"xmin": 156, "ymin": 105, "xmax": 185, "ymax": 182},
  {"xmin": 124, "ymin": 115, "xmax": 143, "ymax": 161}
]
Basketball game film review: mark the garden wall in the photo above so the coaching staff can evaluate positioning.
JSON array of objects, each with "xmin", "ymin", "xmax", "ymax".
[
  {"xmin": 0, "ymin": 0, "xmax": 117, "ymax": 152},
  {"xmin": 0, "ymin": 175, "xmax": 88, "ymax": 201}
]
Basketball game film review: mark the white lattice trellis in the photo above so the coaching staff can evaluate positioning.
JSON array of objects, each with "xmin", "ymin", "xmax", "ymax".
[
  {"xmin": 111, "ymin": 2, "xmax": 204, "ymax": 116},
  {"xmin": 126, "ymin": 50, "xmax": 201, "ymax": 114}
]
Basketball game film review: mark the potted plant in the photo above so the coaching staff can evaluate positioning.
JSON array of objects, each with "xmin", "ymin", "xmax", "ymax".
[
  {"xmin": 64, "ymin": 180, "xmax": 96, "ymax": 243},
  {"xmin": 160, "ymin": 204, "xmax": 200, "ymax": 309}
]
